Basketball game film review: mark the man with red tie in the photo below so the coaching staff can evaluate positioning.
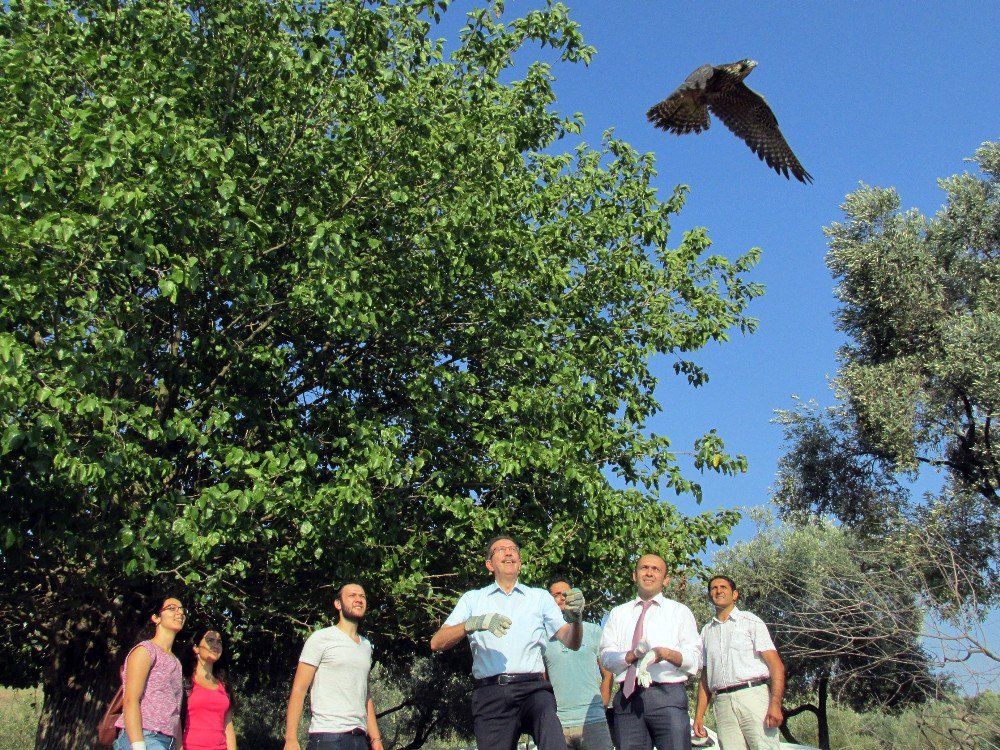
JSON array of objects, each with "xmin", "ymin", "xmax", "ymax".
[{"xmin": 599, "ymin": 554, "xmax": 702, "ymax": 750}]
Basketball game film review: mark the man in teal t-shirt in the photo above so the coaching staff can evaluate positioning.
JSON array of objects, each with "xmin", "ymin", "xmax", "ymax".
[{"xmin": 543, "ymin": 577, "xmax": 614, "ymax": 750}]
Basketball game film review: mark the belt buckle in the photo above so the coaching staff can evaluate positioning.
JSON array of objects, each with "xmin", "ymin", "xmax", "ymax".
[{"xmin": 497, "ymin": 674, "xmax": 512, "ymax": 685}]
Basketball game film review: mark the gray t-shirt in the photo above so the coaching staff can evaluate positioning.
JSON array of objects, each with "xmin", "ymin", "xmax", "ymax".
[{"xmin": 299, "ymin": 625, "xmax": 372, "ymax": 733}]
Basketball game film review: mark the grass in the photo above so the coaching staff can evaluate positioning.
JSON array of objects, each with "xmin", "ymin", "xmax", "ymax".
[{"xmin": 0, "ymin": 686, "xmax": 42, "ymax": 750}]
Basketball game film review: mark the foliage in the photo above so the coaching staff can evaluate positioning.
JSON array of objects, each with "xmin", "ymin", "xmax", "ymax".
[
  {"xmin": 783, "ymin": 693, "xmax": 1000, "ymax": 750},
  {"xmin": 0, "ymin": 1, "xmax": 758, "ymax": 747},
  {"xmin": 774, "ymin": 143, "xmax": 1000, "ymax": 603}
]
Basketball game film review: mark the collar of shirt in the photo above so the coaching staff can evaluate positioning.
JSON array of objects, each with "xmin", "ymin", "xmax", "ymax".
[
  {"xmin": 486, "ymin": 579, "xmax": 526, "ymax": 596},
  {"xmin": 711, "ymin": 605, "xmax": 743, "ymax": 625},
  {"xmin": 631, "ymin": 592, "xmax": 667, "ymax": 608}
]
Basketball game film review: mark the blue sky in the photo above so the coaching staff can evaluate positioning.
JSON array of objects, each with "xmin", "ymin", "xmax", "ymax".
[
  {"xmin": 492, "ymin": 1, "xmax": 999, "ymax": 688},
  {"xmin": 507, "ymin": 1, "xmax": 999, "ymax": 541}
]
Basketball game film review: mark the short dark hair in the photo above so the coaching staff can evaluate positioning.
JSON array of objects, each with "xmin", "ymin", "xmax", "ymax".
[
  {"xmin": 707, "ymin": 575, "xmax": 738, "ymax": 593},
  {"xmin": 484, "ymin": 535, "xmax": 520, "ymax": 560},
  {"xmin": 547, "ymin": 572, "xmax": 572, "ymax": 590},
  {"xmin": 335, "ymin": 582, "xmax": 366, "ymax": 602}
]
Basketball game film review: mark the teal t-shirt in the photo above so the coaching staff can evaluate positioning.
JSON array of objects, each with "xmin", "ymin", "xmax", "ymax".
[{"xmin": 542, "ymin": 620, "xmax": 606, "ymax": 727}]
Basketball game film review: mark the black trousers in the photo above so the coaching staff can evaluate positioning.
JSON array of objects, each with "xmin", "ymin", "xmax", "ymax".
[
  {"xmin": 471, "ymin": 679, "xmax": 564, "ymax": 750},
  {"xmin": 306, "ymin": 732, "xmax": 369, "ymax": 750},
  {"xmin": 612, "ymin": 681, "xmax": 691, "ymax": 750}
]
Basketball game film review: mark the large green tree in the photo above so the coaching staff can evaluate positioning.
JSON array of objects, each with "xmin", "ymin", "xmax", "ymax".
[
  {"xmin": 0, "ymin": 2, "xmax": 758, "ymax": 747},
  {"xmin": 775, "ymin": 143, "xmax": 999, "ymax": 602}
]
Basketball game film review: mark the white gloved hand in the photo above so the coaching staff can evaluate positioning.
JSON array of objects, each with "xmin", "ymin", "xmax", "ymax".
[
  {"xmin": 636, "ymin": 650, "xmax": 657, "ymax": 688},
  {"xmin": 632, "ymin": 637, "xmax": 652, "ymax": 660}
]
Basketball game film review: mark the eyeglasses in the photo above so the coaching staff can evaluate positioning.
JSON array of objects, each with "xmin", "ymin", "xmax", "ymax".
[
  {"xmin": 204, "ymin": 636, "xmax": 223, "ymax": 649},
  {"xmin": 160, "ymin": 604, "xmax": 185, "ymax": 614},
  {"xmin": 491, "ymin": 545, "xmax": 519, "ymax": 556}
]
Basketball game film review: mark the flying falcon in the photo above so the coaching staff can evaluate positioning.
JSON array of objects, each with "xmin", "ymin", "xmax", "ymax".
[{"xmin": 647, "ymin": 59, "xmax": 813, "ymax": 183}]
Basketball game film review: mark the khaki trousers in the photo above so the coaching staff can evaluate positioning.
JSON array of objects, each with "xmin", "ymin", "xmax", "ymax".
[{"xmin": 712, "ymin": 684, "xmax": 779, "ymax": 750}]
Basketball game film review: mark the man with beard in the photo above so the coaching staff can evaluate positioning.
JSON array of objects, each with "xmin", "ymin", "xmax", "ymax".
[
  {"xmin": 430, "ymin": 535, "xmax": 585, "ymax": 750},
  {"xmin": 284, "ymin": 583, "xmax": 383, "ymax": 750},
  {"xmin": 600, "ymin": 554, "xmax": 701, "ymax": 750}
]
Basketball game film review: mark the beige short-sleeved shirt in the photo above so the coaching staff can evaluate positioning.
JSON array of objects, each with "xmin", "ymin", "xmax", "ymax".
[{"xmin": 700, "ymin": 607, "xmax": 776, "ymax": 692}]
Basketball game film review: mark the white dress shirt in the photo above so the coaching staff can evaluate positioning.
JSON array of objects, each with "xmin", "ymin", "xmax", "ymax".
[
  {"xmin": 599, "ymin": 592, "xmax": 702, "ymax": 683},
  {"xmin": 700, "ymin": 607, "xmax": 776, "ymax": 692}
]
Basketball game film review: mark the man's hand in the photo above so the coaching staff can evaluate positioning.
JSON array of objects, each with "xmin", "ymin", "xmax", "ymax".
[
  {"xmin": 765, "ymin": 702, "xmax": 783, "ymax": 729},
  {"xmin": 562, "ymin": 588, "xmax": 586, "ymax": 623},
  {"xmin": 630, "ymin": 637, "xmax": 652, "ymax": 662},
  {"xmin": 464, "ymin": 613, "xmax": 512, "ymax": 637},
  {"xmin": 636, "ymin": 650, "xmax": 657, "ymax": 688},
  {"xmin": 693, "ymin": 718, "xmax": 708, "ymax": 738}
]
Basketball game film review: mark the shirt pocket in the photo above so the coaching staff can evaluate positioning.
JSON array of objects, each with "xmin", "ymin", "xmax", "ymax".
[{"xmin": 727, "ymin": 628, "xmax": 755, "ymax": 655}]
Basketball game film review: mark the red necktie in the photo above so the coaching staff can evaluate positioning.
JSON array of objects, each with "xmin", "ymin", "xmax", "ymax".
[{"xmin": 623, "ymin": 599, "xmax": 654, "ymax": 698}]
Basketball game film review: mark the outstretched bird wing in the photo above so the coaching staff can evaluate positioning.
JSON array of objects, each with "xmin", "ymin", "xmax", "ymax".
[
  {"xmin": 709, "ymin": 81, "xmax": 813, "ymax": 183},
  {"xmin": 646, "ymin": 64, "xmax": 715, "ymax": 135}
]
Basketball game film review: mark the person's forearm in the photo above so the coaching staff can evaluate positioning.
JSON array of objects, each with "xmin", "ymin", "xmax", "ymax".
[
  {"xmin": 430, "ymin": 622, "xmax": 467, "ymax": 651},
  {"xmin": 285, "ymin": 689, "xmax": 306, "ymax": 741},
  {"xmin": 695, "ymin": 674, "xmax": 710, "ymax": 720},
  {"xmin": 366, "ymin": 698, "xmax": 382, "ymax": 748},
  {"xmin": 600, "ymin": 669, "xmax": 613, "ymax": 706},
  {"xmin": 557, "ymin": 621, "xmax": 583, "ymax": 650},
  {"xmin": 600, "ymin": 647, "xmax": 629, "ymax": 674},
  {"xmin": 653, "ymin": 646, "xmax": 683, "ymax": 668},
  {"xmin": 225, "ymin": 717, "xmax": 237, "ymax": 750},
  {"xmin": 123, "ymin": 698, "xmax": 144, "ymax": 743},
  {"xmin": 770, "ymin": 664, "xmax": 785, "ymax": 704}
]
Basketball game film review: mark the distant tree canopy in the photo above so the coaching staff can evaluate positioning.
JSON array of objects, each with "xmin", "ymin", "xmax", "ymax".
[
  {"xmin": 774, "ymin": 143, "xmax": 999, "ymax": 603},
  {"xmin": 0, "ymin": 1, "xmax": 759, "ymax": 748}
]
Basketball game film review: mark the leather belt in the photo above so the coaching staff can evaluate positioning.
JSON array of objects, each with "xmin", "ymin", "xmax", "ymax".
[
  {"xmin": 310, "ymin": 729, "xmax": 368, "ymax": 737},
  {"xmin": 714, "ymin": 677, "xmax": 769, "ymax": 695},
  {"xmin": 474, "ymin": 672, "xmax": 544, "ymax": 687}
]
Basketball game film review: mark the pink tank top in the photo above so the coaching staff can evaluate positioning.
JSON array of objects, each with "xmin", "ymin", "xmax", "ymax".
[
  {"xmin": 183, "ymin": 681, "xmax": 231, "ymax": 750},
  {"xmin": 114, "ymin": 641, "xmax": 182, "ymax": 736}
]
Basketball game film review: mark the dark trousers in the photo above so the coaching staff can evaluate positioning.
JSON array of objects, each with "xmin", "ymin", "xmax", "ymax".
[
  {"xmin": 472, "ymin": 680, "xmax": 565, "ymax": 750},
  {"xmin": 306, "ymin": 732, "xmax": 369, "ymax": 750},
  {"xmin": 612, "ymin": 682, "xmax": 691, "ymax": 750}
]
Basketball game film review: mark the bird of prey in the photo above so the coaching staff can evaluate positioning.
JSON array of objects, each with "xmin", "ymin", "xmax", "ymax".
[{"xmin": 647, "ymin": 59, "xmax": 813, "ymax": 183}]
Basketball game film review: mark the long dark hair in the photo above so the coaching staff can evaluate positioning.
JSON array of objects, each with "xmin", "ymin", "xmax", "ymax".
[
  {"xmin": 181, "ymin": 626, "xmax": 238, "ymax": 714},
  {"xmin": 133, "ymin": 593, "xmax": 184, "ymax": 646}
]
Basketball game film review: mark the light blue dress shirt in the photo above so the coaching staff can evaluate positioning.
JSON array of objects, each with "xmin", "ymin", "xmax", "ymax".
[{"xmin": 444, "ymin": 580, "xmax": 566, "ymax": 679}]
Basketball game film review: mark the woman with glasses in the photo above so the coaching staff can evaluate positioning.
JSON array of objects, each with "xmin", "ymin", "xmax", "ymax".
[
  {"xmin": 115, "ymin": 596, "xmax": 186, "ymax": 750},
  {"xmin": 181, "ymin": 627, "xmax": 238, "ymax": 750}
]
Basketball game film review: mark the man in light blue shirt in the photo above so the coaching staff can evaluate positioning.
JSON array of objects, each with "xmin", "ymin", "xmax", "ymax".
[
  {"xmin": 543, "ymin": 576, "xmax": 614, "ymax": 750},
  {"xmin": 430, "ymin": 535, "xmax": 585, "ymax": 750}
]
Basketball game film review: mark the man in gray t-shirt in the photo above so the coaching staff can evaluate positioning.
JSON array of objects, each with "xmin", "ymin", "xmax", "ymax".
[{"xmin": 283, "ymin": 583, "xmax": 384, "ymax": 750}]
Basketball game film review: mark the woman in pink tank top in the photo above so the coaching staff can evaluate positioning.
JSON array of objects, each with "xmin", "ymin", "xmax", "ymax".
[
  {"xmin": 114, "ymin": 594, "xmax": 186, "ymax": 750},
  {"xmin": 182, "ymin": 626, "xmax": 238, "ymax": 750}
]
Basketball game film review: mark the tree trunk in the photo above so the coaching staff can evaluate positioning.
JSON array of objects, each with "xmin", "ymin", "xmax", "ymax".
[
  {"xmin": 779, "ymin": 673, "xmax": 832, "ymax": 750},
  {"xmin": 816, "ymin": 675, "xmax": 830, "ymax": 750},
  {"xmin": 34, "ymin": 603, "xmax": 130, "ymax": 750}
]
